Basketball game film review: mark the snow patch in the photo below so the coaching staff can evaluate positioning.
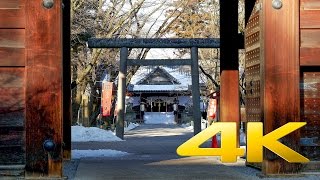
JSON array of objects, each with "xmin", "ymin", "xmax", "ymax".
[
  {"xmin": 125, "ymin": 123, "xmax": 139, "ymax": 132},
  {"xmin": 72, "ymin": 149, "xmax": 129, "ymax": 159},
  {"xmin": 181, "ymin": 119, "xmax": 208, "ymax": 131},
  {"xmin": 72, "ymin": 126, "xmax": 122, "ymax": 142}
]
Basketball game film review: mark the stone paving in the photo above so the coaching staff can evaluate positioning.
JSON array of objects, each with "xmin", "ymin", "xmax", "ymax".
[{"xmin": 65, "ymin": 124, "xmax": 318, "ymax": 180}]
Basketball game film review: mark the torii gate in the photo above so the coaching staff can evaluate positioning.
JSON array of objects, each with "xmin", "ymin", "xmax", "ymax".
[
  {"xmin": 87, "ymin": 38, "xmax": 221, "ymax": 139},
  {"xmin": 0, "ymin": 0, "xmax": 319, "ymax": 179}
]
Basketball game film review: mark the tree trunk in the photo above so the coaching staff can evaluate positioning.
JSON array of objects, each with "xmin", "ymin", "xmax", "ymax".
[
  {"xmin": 72, "ymin": 81, "xmax": 86, "ymax": 124},
  {"xmin": 82, "ymin": 94, "xmax": 90, "ymax": 127}
]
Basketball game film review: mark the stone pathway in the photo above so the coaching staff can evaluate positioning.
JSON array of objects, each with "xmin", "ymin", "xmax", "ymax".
[{"xmin": 65, "ymin": 124, "xmax": 317, "ymax": 180}]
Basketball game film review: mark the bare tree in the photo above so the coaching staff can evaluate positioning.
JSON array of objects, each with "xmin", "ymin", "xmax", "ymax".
[
  {"xmin": 70, "ymin": 0, "xmax": 188, "ymax": 126},
  {"xmin": 166, "ymin": 0, "xmax": 246, "ymax": 100}
]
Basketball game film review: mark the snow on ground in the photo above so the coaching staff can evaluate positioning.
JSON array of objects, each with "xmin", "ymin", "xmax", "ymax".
[
  {"xmin": 72, "ymin": 149, "xmax": 129, "ymax": 159},
  {"xmin": 125, "ymin": 122, "xmax": 139, "ymax": 132},
  {"xmin": 72, "ymin": 123, "xmax": 139, "ymax": 142},
  {"xmin": 181, "ymin": 123, "xmax": 194, "ymax": 131},
  {"xmin": 144, "ymin": 112, "xmax": 176, "ymax": 124},
  {"xmin": 72, "ymin": 126, "xmax": 123, "ymax": 142},
  {"xmin": 71, "ymin": 125, "xmax": 136, "ymax": 159},
  {"xmin": 181, "ymin": 119, "xmax": 208, "ymax": 131}
]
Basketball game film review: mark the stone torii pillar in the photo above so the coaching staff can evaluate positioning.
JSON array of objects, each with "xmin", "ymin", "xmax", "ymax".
[{"xmin": 116, "ymin": 47, "xmax": 128, "ymax": 139}]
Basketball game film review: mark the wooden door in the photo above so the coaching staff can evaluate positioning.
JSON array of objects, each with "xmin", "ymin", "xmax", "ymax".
[
  {"xmin": 299, "ymin": 0, "xmax": 320, "ymax": 171},
  {"xmin": 245, "ymin": 0, "xmax": 301, "ymax": 174},
  {"xmin": 0, "ymin": 0, "xmax": 26, "ymax": 177},
  {"xmin": 244, "ymin": 1, "xmax": 262, "ymax": 170},
  {"xmin": 0, "ymin": 0, "xmax": 64, "ymax": 178}
]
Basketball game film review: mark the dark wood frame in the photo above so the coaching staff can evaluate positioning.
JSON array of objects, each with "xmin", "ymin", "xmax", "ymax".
[
  {"xmin": 25, "ymin": 0, "xmax": 63, "ymax": 178},
  {"xmin": 0, "ymin": 0, "xmax": 319, "ymax": 178}
]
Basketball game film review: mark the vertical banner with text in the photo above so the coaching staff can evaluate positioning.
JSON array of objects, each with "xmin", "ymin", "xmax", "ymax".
[
  {"xmin": 207, "ymin": 98, "xmax": 217, "ymax": 119},
  {"xmin": 102, "ymin": 82, "xmax": 113, "ymax": 116}
]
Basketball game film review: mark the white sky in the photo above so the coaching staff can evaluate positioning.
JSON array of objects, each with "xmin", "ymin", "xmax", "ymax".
[{"xmin": 102, "ymin": 0, "xmax": 179, "ymax": 59}]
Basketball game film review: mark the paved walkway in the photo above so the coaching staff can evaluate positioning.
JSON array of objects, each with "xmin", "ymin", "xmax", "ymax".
[{"xmin": 67, "ymin": 124, "xmax": 316, "ymax": 180}]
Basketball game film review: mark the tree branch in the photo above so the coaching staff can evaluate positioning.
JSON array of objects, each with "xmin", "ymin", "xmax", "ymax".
[{"xmin": 199, "ymin": 65, "xmax": 219, "ymax": 89}]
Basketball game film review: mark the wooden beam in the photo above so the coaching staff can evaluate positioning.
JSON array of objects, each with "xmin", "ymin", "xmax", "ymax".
[
  {"xmin": 0, "ymin": 75, "xmax": 24, "ymax": 122},
  {"xmin": 300, "ymin": 20, "xmax": 320, "ymax": 66},
  {"xmin": 261, "ymin": 0, "xmax": 300, "ymax": 175},
  {"xmin": 220, "ymin": 0, "xmax": 240, "ymax": 145},
  {"xmin": 62, "ymin": 0, "xmax": 71, "ymax": 161},
  {"xmin": 300, "ymin": 48, "xmax": 320, "ymax": 66},
  {"xmin": 0, "ymin": 29, "xmax": 25, "ymax": 48},
  {"xmin": 0, "ymin": 0, "xmax": 21, "ymax": 8},
  {"xmin": 0, "ymin": 68, "xmax": 25, "ymax": 166},
  {"xmin": 300, "ymin": 29, "xmax": 320, "ymax": 47},
  {"xmin": 127, "ymin": 59, "xmax": 192, "ymax": 66},
  {"xmin": 0, "ymin": 0, "xmax": 25, "ymax": 28},
  {"xmin": 25, "ymin": 0, "xmax": 63, "ymax": 178},
  {"xmin": 0, "ymin": 8, "xmax": 25, "ymax": 29},
  {"xmin": 220, "ymin": 70, "xmax": 240, "ymax": 124},
  {"xmin": 300, "ymin": 0, "xmax": 320, "ymax": 10},
  {"xmin": 0, "ymin": 48, "xmax": 25, "ymax": 67},
  {"xmin": 300, "ymin": 10, "xmax": 320, "ymax": 28},
  {"xmin": 88, "ymin": 38, "xmax": 220, "ymax": 48},
  {"xmin": 238, "ymin": 33, "xmax": 245, "ymax": 49}
]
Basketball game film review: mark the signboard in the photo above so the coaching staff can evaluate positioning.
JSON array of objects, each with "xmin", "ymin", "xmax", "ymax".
[{"xmin": 101, "ymin": 82, "xmax": 113, "ymax": 116}]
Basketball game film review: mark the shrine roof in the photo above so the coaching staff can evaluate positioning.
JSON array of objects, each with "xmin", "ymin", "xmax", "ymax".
[{"xmin": 129, "ymin": 66, "xmax": 205, "ymax": 92}]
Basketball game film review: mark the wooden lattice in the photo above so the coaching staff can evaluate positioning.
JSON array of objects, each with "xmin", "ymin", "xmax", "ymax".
[{"xmin": 245, "ymin": 11, "xmax": 261, "ymax": 123}]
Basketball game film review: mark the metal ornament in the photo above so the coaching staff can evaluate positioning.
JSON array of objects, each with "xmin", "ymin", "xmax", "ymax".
[
  {"xmin": 43, "ymin": 139, "xmax": 56, "ymax": 152},
  {"xmin": 272, "ymin": 0, "xmax": 283, "ymax": 9},
  {"xmin": 43, "ymin": 0, "xmax": 54, "ymax": 9}
]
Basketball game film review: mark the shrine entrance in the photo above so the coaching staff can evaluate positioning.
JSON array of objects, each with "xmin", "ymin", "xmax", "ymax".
[
  {"xmin": 88, "ymin": 38, "xmax": 220, "ymax": 138},
  {"xmin": 1, "ymin": 0, "xmax": 319, "ymax": 179},
  {"xmin": 141, "ymin": 96, "xmax": 180, "ymax": 124},
  {"xmin": 145, "ymin": 98, "xmax": 167, "ymax": 112}
]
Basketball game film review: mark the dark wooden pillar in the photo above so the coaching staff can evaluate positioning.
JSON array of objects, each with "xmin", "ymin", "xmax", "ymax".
[
  {"xmin": 262, "ymin": 0, "xmax": 300, "ymax": 175},
  {"xmin": 62, "ymin": 0, "xmax": 72, "ymax": 160},
  {"xmin": 25, "ymin": 0, "xmax": 63, "ymax": 178},
  {"xmin": 220, "ymin": 0, "xmax": 240, "ymax": 145}
]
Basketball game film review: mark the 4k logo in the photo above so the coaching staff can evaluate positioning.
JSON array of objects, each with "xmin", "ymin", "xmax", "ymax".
[{"xmin": 177, "ymin": 122, "xmax": 309, "ymax": 163}]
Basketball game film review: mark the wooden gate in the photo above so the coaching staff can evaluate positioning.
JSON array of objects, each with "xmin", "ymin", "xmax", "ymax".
[
  {"xmin": 244, "ymin": 1, "xmax": 262, "ymax": 170},
  {"xmin": 0, "ymin": 1, "xmax": 26, "ymax": 176},
  {"xmin": 300, "ymin": 0, "xmax": 320, "ymax": 171},
  {"xmin": 0, "ymin": 0, "xmax": 64, "ymax": 178},
  {"xmin": 245, "ymin": 0, "xmax": 320, "ymax": 174}
]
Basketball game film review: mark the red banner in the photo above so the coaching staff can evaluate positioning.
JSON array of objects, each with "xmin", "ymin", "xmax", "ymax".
[
  {"xmin": 207, "ymin": 98, "xmax": 217, "ymax": 119},
  {"xmin": 101, "ymin": 82, "xmax": 113, "ymax": 116}
]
